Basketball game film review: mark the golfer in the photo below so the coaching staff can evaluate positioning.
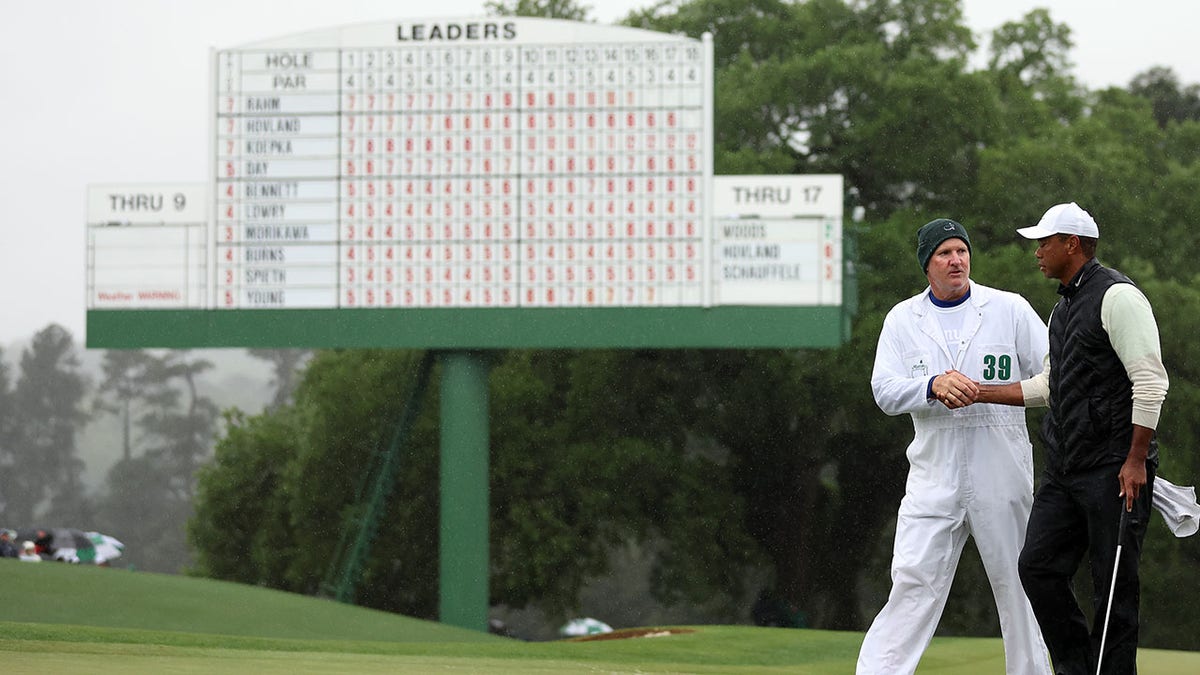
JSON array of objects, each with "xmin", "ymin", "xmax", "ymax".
[
  {"xmin": 858, "ymin": 218, "xmax": 1052, "ymax": 674},
  {"xmin": 973, "ymin": 202, "xmax": 1169, "ymax": 674}
]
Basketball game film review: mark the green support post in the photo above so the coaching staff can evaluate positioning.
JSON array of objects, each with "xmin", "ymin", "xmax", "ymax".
[{"xmin": 438, "ymin": 350, "xmax": 491, "ymax": 631}]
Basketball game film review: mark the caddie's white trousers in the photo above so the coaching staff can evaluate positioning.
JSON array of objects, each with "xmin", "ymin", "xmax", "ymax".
[{"xmin": 856, "ymin": 426, "xmax": 1052, "ymax": 675}]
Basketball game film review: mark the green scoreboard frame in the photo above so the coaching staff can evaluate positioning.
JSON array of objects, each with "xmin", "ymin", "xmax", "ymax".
[
  {"xmin": 87, "ymin": 19, "xmax": 854, "ymax": 351},
  {"xmin": 87, "ymin": 305, "xmax": 851, "ymax": 349}
]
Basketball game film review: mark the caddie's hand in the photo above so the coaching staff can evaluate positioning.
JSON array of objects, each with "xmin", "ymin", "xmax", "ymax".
[
  {"xmin": 932, "ymin": 370, "xmax": 979, "ymax": 409},
  {"xmin": 1118, "ymin": 457, "xmax": 1148, "ymax": 512}
]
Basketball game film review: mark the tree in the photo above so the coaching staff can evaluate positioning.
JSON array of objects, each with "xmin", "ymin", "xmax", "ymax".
[
  {"xmin": 193, "ymin": 350, "xmax": 442, "ymax": 609},
  {"xmin": 189, "ymin": 408, "xmax": 300, "ymax": 586},
  {"xmin": 94, "ymin": 350, "xmax": 158, "ymax": 461},
  {"xmin": 1, "ymin": 325, "xmax": 91, "ymax": 526},
  {"xmin": 137, "ymin": 351, "xmax": 218, "ymax": 501},
  {"xmin": 630, "ymin": 0, "xmax": 998, "ymax": 215},
  {"xmin": 980, "ymin": 8, "xmax": 1084, "ymax": 148},
  {"xmin": 0, "ymin": 347, "xmax": 15, "ymax": 517},
  {"xmin": 247, "ymin": 349, "xmax": 311, "ymax": 411},
  {"xmin": 1129, "ymin": 66, "xmax": 1200, "ymax": 129},
  {"xmin": 94, "ymin": 350, "xmax": 220, "ymax": 573},
  {"xmin": 987, "ymin": 8, "xmax": 1073, "ymax": 86},
  {"xmin": 527, "ymin": 350, "xmax": 759, "ymax": 617},
  {"xmin": 191, "ymin": 349, "xmax": 760, "ymax": 621},
  {"xmin": 484, "ymin": 0, "xmax": 592, "ymax": 21}
]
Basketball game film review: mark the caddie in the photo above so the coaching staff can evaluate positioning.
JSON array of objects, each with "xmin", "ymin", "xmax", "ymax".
[{"xmin": 857, "ymin": 218, "xmax": 1052, "ymax": 674}]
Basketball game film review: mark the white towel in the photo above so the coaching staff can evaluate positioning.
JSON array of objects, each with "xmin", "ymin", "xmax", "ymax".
[{"xmin": 1154, "ymin": 476, "xmax": 1200, "ymax": 537}]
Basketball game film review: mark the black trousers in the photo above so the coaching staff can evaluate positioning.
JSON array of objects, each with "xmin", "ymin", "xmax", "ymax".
[{"xmin": 1018, "ymin": 463, "xmax": 1154, "ymax": 675}]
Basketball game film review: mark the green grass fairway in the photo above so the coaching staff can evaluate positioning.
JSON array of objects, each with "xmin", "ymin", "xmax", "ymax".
[
  {"xmin": 1, "ymin": 559, "xmax": 1197, "ymax": 673},
  {"xmin": 0, "ymin": 558, "xmax": 491, "ymax": 643}
]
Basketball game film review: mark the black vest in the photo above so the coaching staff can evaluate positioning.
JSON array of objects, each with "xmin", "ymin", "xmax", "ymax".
[{"xmin": 1042, "ymin": 259, "xmax": 1157, "ymax": 475}]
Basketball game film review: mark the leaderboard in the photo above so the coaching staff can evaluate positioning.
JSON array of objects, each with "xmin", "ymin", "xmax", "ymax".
[{"xmin": 213, "ymin": 18, "xmax": 711, "ymax": 310}]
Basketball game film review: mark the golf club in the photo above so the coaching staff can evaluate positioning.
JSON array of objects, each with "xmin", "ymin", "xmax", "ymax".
[{"xmin": 1095, "ymin": 504, "xmax": 1130, "ymax": 675}]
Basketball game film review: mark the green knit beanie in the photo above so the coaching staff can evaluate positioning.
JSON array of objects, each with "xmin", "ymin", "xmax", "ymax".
[{"xmin": 917, "ymin": 218, "xmax": 971, "ymax": 271}]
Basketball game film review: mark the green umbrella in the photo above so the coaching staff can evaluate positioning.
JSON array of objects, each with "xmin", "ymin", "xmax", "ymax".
[{"xmin": 85, "ymin": 531, "xmax": 125, "ymax": 564}]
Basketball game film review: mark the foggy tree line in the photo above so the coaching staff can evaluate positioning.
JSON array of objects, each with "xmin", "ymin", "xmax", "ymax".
[{"xmin": 0, "ymin": 329, "xmax": 304, "ymax": 572}]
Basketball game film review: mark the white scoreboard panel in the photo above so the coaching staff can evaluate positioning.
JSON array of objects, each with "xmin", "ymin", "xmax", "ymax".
[
  {"xmin": 212, "ymin": 18, "xmax": 712, "ymax": 311},
  {"xmin": 711, "ymin": 175, "xmax": 843, "ymax": 306},
  {"xmin": 87, "ymin": 184, "xmax": 208, "ymax": 309}
]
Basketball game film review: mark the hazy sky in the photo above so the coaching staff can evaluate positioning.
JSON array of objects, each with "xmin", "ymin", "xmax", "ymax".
[{"xmin": 2, "ymin": 0, "xmax": 1196, "ymax": 346}]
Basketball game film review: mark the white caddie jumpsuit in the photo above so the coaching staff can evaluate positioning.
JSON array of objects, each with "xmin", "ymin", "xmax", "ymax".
[{"xmin": 857, "ymin": 282, "xmax": 1053, "ymax": 675}]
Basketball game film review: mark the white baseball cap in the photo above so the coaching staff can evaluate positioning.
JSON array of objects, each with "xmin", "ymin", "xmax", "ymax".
[{"xmin": 1016, "ymin": 202, "xmax": 1100, "ymax": 239}]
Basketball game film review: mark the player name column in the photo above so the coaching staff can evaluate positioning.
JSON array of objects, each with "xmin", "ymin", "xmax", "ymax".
[{"xmin": 215, "ymin": 49, "xmax": 341, "ymax": 309}]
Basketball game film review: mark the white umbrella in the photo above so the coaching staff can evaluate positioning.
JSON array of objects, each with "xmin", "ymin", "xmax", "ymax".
[
  {"xmin": 85, "ymin": 531, "xmax": 125, "ymax": 564},
  {"xmin": 559, "ymin": 617, "xmax": 613, "ymax": 637}
]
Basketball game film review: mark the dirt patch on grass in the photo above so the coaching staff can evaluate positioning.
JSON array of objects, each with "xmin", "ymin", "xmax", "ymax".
[{"xmin": 567, "ymin": 627, "xmax": 696, "ymax": 641}]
